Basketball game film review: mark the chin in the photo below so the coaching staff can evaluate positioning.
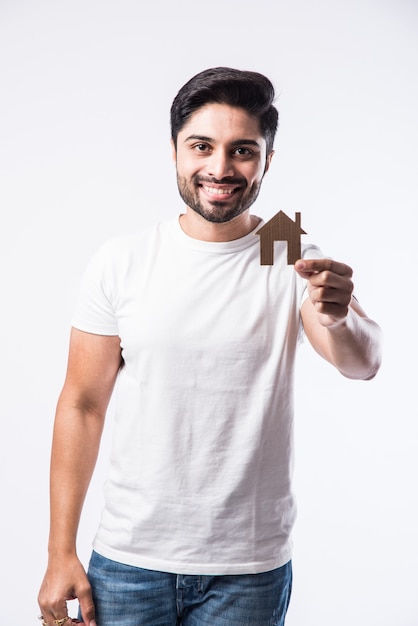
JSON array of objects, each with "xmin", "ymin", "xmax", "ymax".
[{"xmin": 196, "ymin": 202, "xmax": 247, "ymax": 224}]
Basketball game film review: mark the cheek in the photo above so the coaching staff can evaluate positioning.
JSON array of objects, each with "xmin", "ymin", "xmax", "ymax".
[
  {"xmin": 244, "ymin": 156, "xmax": 264, "ymax": 175},
  {"xmin": 246, "ymin": 165, "xmax": 264, "ymax": 185},
  {"xmin": 176, "ymin": 157, "xmax": 199, "ymax": 179}
]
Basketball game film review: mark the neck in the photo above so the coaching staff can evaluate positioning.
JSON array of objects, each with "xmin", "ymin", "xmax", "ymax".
[{"xmin": 179, "ymin": 209, "xmax": 260, "ymax": 242}]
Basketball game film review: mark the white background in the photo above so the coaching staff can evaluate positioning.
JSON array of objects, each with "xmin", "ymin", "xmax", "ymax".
[{"xmin": 1, "ymin": 0, "xmax": 417, "ymax": 624}]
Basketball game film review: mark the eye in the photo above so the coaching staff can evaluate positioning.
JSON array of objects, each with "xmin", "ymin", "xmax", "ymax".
[
  {"xmin": 192, "ymin": 143, "xmax": 211, "ymax": 153},
  {"xmin": 233, "ymin": 147, "xmax": 253, "ymax": 158}
]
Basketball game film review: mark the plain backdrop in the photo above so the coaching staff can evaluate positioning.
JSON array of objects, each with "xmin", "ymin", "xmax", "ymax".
[{"xmin": 1, "ymin": 0, "xmax": 417, "ymax": 624}]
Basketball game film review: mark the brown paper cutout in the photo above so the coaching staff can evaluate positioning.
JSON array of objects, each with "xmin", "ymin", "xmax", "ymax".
[{"xmin": 256, "ymin": 211, "xmax": 306, "ymax": 265}]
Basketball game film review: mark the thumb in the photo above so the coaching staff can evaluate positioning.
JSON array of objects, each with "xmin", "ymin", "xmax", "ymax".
[
  {"xmin": 294, "ymin": 260, "xmax": 314, "ymax": 279},
  {"xmin": 78, "ymin": 587, "xmax": 96, "ymax": 626}
]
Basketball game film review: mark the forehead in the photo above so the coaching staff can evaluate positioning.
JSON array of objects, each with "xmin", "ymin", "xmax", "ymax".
[{"xmin": 179, "ymin": 103, "xmax": 264, "ymax": 143}]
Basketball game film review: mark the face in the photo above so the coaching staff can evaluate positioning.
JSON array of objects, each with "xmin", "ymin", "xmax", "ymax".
[{"xmin": 172, "ymin": 103, "xmax": 273, "ymax": 224}]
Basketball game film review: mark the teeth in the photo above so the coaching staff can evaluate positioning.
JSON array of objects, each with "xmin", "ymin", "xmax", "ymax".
[{"xmin": 203, "ymin": 186, "xmax": 234, "ymax": 195}]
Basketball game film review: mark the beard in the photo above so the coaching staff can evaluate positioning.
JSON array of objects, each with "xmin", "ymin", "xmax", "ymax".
[{"xmin": 176, "ymin": 173, "xmax": 262, "ymax": 224}]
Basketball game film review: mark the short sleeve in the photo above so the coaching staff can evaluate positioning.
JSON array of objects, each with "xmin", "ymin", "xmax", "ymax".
[{"xmin": 71, "ymin": 242, "xmax": 119, "ymax": 336}]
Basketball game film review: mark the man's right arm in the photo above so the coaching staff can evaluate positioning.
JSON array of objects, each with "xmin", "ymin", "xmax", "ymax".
[{"xmin": 38, "ymin": 328, "xmax": 123, "ymax": 626}]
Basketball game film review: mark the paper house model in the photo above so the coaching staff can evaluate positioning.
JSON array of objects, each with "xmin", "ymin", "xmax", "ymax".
[{"xmin": 256, "ymin": 211, "xmax": 306, "ymax": 265}]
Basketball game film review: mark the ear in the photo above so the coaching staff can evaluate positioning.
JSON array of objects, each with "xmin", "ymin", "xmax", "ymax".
[
  {"xmin": 171, "ymin": 139, "xmax": 177, "ymax": 163},
  {"xmin": 264, "ymin": 150, "xmax": 274, "ymax": 174}
]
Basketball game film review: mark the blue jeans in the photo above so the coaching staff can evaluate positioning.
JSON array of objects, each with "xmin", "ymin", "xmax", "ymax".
[{"xmin": 83, "ymin": 551, "xmax": 292, "ymax": 626}]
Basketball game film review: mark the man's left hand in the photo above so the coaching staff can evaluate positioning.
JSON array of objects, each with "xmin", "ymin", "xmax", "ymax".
[{"xmin": 295, "ymin": 258, "xmax": 354, "ymax": 327}]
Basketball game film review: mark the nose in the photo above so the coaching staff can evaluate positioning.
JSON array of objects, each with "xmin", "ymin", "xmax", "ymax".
[{"xmin": 206, "ymin": 149, "xmax": 235, "ymax": 179}]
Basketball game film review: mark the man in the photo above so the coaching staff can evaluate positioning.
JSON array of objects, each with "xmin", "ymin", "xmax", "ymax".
[{"xmin": 38, "ymin": 67, "xmax": 382, "ymax": 626}]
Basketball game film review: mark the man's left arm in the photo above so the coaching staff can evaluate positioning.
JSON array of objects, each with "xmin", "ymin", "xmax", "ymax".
[{"xmin": 295, "ymin": 258, "xmax": 383, "ymax": 380}]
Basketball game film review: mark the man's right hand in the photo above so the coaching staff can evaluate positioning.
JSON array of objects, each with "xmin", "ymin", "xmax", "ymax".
[{"xmin": 38, "ymin": 554, "xmax": 96, "ymax": 626}]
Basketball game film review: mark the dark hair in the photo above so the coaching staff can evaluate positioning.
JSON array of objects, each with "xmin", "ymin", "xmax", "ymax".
[{"xmin": 170, "ymin": 67, "xmax": 278, "ymax": 154}]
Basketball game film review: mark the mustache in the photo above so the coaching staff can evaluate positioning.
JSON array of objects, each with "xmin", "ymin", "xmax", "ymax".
[{"xmin": 194, "ymin": 175, "xmax": 247, "ymax": 186}]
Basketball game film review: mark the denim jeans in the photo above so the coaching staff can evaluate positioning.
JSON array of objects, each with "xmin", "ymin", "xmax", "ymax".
[{"xmin": 83, "ymin": 551, "xmax": 292, "ymax": 626}]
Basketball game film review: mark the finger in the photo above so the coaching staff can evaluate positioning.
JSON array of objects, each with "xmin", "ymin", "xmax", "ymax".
[
  {"xmin": 38, "ymin": 614, "xmax": 70, "ymax": 626},
  {"xmin": 295, "ymin": 258, "xmax": 353, "ymax": 278},
  {"xmin": 310, "ymin": 286, "xmax": 352, "ymax": 307},
  {"xmin": 308, "ymin": 272, "xmax": 354, "ymax": 296},
  {"xmin": 307, "ymin": 271, "xmax": 353, "ymax": 291},
  {"xmin": 38, "ymin": 603, "xmax": 69, "ymax": 626},
  {"xmin": 77, "ymin": 584, "xmax": 96, "ymax": 626},
  {"xmin": 314, "ymin": 301, "xmax": 350, "ymax": 320}
]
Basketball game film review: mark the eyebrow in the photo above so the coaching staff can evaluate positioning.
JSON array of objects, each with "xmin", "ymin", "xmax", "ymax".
[{"xmin": 184, "ymin": 134, "xmax": 262, "ymax": 148}]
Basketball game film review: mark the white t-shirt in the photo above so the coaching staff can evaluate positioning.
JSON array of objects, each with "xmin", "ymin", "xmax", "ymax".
[{"xmin": 72, "ymin": 216, "xmax": 322, "ymax": 575}]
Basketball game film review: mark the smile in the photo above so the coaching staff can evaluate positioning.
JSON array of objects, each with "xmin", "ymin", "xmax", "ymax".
[{"xmin": 202, "ymin": 185, "xmax": 236, "ymax": 196}]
